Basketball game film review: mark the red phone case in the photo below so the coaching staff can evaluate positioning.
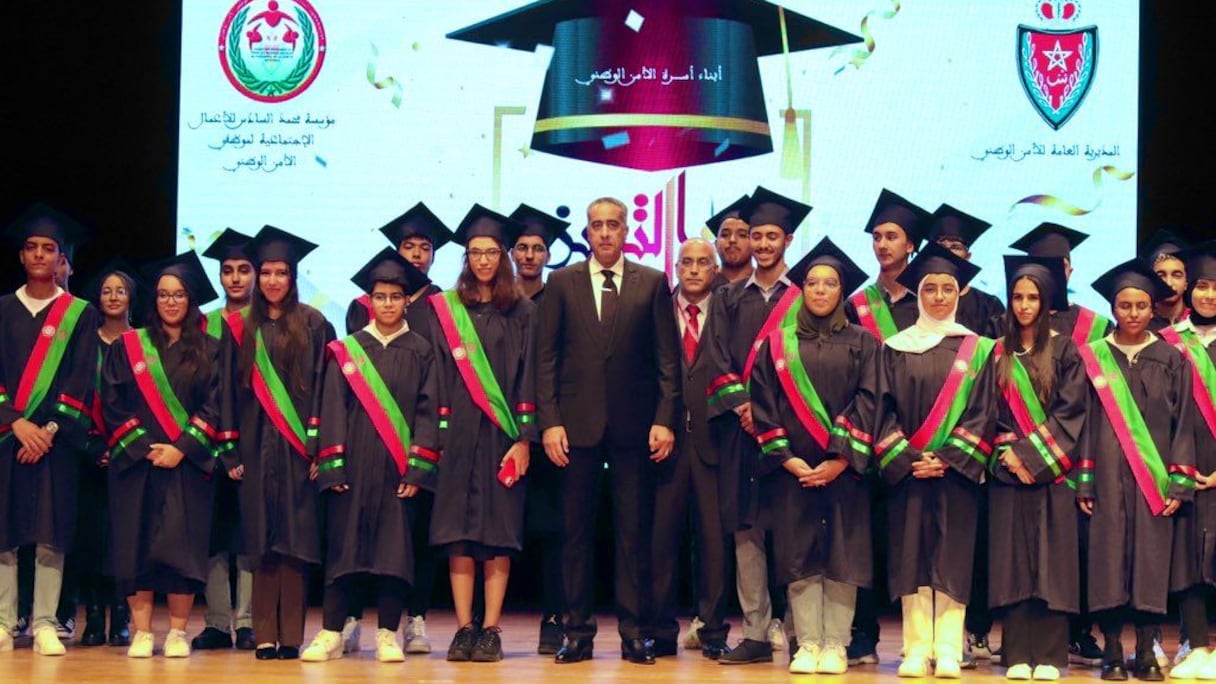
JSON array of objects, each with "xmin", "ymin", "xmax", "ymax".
[{"xmin": 497, "ymin": 459, "xmax": 517, "ymax": 488}]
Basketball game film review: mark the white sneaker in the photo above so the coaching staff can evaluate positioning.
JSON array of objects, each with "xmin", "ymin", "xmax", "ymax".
[
  {"xmin": 818, "ymin": 642, "xmax": 849, "ymax": 675},
  {"xmin": 1178, "ymin": 640, "xmax": 1195, "ymax": 666},
  {"xmin": 375, "ymin": 628, "xmax": 405, "ymax": 663},
  {"xmin": 935, "ymin": 657, "xmax": 962, "ymax": 679},
  {"xmin": 1174, "ymin": 647, "xmax": 1212, "ymax": 679},
  {"xmin": 1198, "ymin": 649, "xmax": 1216, "ymax": 680},
  {"xmin": 341, "ymin": 616, "xmax": 361, "ymax": 654},
  {"xmin": 767, "ymin": 618, "xmax": 787, "ymax": 651},
  {"xmin": 1005, "ymin": 663, "xmax": 1033, "ymax": 680},
  {"xmin": 899, "ymin": 655, "xmax": 930, "ymax": 678},
  {"xmin": 163, "ymin": 629, "xmax": 191, "ymax": 658},
  {"xmin": 790, "ymin": 644, "xmax": 820, "ymax": 674},
  {"xmin": 1154, "ymin": 637, "xmax": 1169, "ymax": 668},
  {"xmin": 682, "ymin": 616, "xmax": 705, "ymax": 650},
  {"xmin": 127, "ymin": 630, "xmax": 154, "ymax": 658},
  {"xmin": 301, "ymin": 629, "xmax": 343, "ymax": 662},
  {"xmin": 0, "ymin": 629, "xmax": 13, "ymax": 652},
  {"xmin": 1031, "ymin": 664, "xmax": 1060, "ymax": 681},
  {"xmin": 403, "ymin": 615, "xmax": 431, "ymax": 654},
  {"xmin": 32, "ymin": 626, "xmax": 65, "ymax": 656}
]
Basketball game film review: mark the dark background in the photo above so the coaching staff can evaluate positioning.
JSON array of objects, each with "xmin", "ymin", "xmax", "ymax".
[{"xmin": 2, "ymin": 3, "xmax": 1213, "ymax": 613}]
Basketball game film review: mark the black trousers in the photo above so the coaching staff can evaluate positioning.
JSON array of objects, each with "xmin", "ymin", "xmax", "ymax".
[
  {"xmin": 1068, "ymin": 512, "xmax": 1095, "ymax": 641},
  {"xmin": 648, "ymin": 436, "xmax": 729, "ymax": 643},
  {"xmin": 1001, "ymin": 599, "xmax": 1069, "ymax": 668},
  {"xmin": 1096, "ymin": 607, "xmax": 1160, "ymax": 663},
  {"xmin": 1179, "ymin": 584, "xmax": 1211, "ymax": 649},
  {"xmin": 322, "ymin": 574, "xmax": 407, "ymax": 633},
  {"xmin": 561, "ymin": 440, "xmax": 654, "ymax": 642},
  {"xmin": 965, "ymin": 486, "xmax": 993, "ymax": 637}
]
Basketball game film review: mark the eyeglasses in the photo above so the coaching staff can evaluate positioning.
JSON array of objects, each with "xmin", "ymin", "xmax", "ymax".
[
  {"xmin": 101, "ymin": 288, "xmax": 129, "ymax": 298},
  {"xmin": 156, "ymin": 291, "xmax": 187, "ymax": 303},
  {"xmin": 513, "ymin": 244, "xmax": 548, "ymax": 255},
  {"xmin": 371, "ymin": 292, "xmax": 406, "ymax": 303},
  {"xmin": 467, "ymin": 249, "xmax": 503, "ymax": 261}
]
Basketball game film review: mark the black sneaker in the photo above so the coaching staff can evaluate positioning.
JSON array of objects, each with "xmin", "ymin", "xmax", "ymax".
[
  {"xmin": 538, "ymin": 615, "xmax": 564, "ymax": 655},
  {"xmin": 192, "ymin": 626, "xmax": 235, "ymax": 650},
  {"xmin": 718, "ymin": 638, "xmax": 772, "ymax": 665},
  {"xmin": 235, "ymin": 627, "xmax": 256, "ymax": 650},
  {"xmin": 847, "ymin": 631, "xmax": 880, "ymax": 665},
  {"xmin": 447, "ymin": 624, "xmax": 479, "ymax": 662},
  {"xmin": 15, "ymin": 615, "xmax": 30, "ymax": 637},
  {"xmin": 1070, "ymin": 633, "xmax": 1104, "ymax": 667},
  {"xmin": 471, "ymin": 626, "xmax": 504, "ymax": 662}
]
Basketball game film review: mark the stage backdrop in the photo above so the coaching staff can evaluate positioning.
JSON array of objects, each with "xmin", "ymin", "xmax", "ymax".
[{"xmin": 178, "ymin": 0, "xmax": 1137, "ymax": 319}]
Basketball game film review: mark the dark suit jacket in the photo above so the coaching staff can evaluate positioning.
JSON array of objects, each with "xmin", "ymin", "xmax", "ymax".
[
  {"xmin": 536, "ymin": 258, "xmax": 681, "ymax": 449},
  {"xmin": 674, "ymin": 281, "xmax": 727, "ymax": 465}
]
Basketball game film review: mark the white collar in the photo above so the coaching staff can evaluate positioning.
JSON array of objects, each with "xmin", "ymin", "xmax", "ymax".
[
  {"xmin": 15, "ymin": 285, "xmax": 65, "ymax": 316},
  {"xmin": 362, "ymin": 320, "xmax": 410, "ymax": 348},
  {"xmin": 589, "ymin": 255, "xmax": 625, "ymax": 277},
  {"xmin": 744, "ymin": 267, "xmax": 791, "ymax": 292},
  {"xmin": 676, "ymin": 291, "xmax": 710, "ymax": 314}
]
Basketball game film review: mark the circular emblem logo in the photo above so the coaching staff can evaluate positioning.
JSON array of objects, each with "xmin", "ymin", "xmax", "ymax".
[
  {"xmin": 856, "ymin": 304, "xmax": 869, "ymax": 316},
  {"xmin": 342, "ymin": 362, "xmax": 355, "ymax": 375},
  {"xmin": 1094, "ymin": 375, "xmax": 1108, "ymax": 389},
  {"xmin": 133, "ymin": 361, "xmax": 147, "ymax": 375},
  {"xmin": 218, "ymin": 0, "xmax": 327, "ymax": 103},
  {"xmin": 953, "ymin": 360, "xmax": 968, "ymax": 372},
  {"xmin": 453, "ymin": 346, "xmax": 467, "ymax": 360},
  {"xmin": 775, "ymin": 359, "xmax": 787, "ymax": 371},
  {"xmin": 41, "ymin": 325, "xmax": 56, "ymax": 338}
]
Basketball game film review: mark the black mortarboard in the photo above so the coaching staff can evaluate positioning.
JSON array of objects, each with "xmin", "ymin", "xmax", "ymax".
[
  {"xmin": 741, "ymin": 186, "xmax": 810, "ymax": 235},
  {"xmin": 896, "ymin": 242, "xmax": 981, "ymax": 291},
  {"xmin": 1090, "ymin": 257, "xmax": 1175, "ymax": 305},
  {"xmin": 928, "ymin": 204, "xmax": 992, "ymax": 248},
  {"xmin": 1139, "ymin": 228, "xmax": 1189, "ymax": 264},
  {"xmin": 81, "ymin": 257, "xmax": 140, "ymax": 309},
  {"xmin": 1009, "ymin": 222, "xmax": 1089, "ymax": 259},
  {"xmin": 378, "ymin": 202, "xmax": 454, "ymax": 252},
  {"xmin": 706, "ymin": 195, "xmax": 751, "ymax": 233},
  {"xmin": 864, "ymin": 189, "xmax": 931, "ymax": 248},
  {"xmin": 448, "ymin": 1, "xmax": 861, "ymax": 172},
  {"xmin": 350, "ymin": 247, "xmax": 432, "ymax": 295},
  {"xmin": 1003, "ymin": 255, "xmax": 1069, "ymax": 313},
  {"xmin": 202, "ymin": 228, "xmax": 255, "ymax": 263},
  {"xmin": 509, "ymin": 203, "xmax": 571, "ymax": 247},
  {"xmin": 787, "ymin": 236, "xmax": 868, "ymax": 296},
  {"xmin": 142, "ymin": 250, "xmax": 219, "ymax": 308},
  {"xmin": 453, "ymin": 204, "xmax": 526, "ymax": 248},
  {"xmin": 5, "ymin": 202, "xmax": 88, "ymax": 251},
  {"xmin": 1179, "ymin": 240, "xmax": 1216, "ymax": 283},
  {"xmin": 247, "ymin": 225, "xmax": 318, "ymax": 268}
]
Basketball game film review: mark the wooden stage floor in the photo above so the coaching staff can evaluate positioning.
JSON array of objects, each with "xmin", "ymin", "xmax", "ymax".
[{"xmin": 0, "ymin": 609, "xmax": 1188, "ymax": 682}]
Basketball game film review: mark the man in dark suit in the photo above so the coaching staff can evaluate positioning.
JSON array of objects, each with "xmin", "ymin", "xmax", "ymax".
[
  {"xmin": 536, "ymin": 197, "xmax": 681, "ymax": 665},
  {"xmin": 648, "ymin": 238, "xmax": 732, "ymax": 661}
]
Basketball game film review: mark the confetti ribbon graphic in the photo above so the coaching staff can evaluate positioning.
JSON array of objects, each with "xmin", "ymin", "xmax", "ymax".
[
  {"xmin": 833, "ymin": 0, "xmax": 901, "ymax": 75},
  {"xmin": 1011, "ymin": 165, "xmax": 1135, "ymax": 216},
  {"xmin": 367, "ymin": 42, "xmax": 403, "ymax": 108}
]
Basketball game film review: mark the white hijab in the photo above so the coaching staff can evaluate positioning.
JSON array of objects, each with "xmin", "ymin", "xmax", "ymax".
[{"xmin": 885, "ymin": 275, "xmax": 975, "ymax": 354}]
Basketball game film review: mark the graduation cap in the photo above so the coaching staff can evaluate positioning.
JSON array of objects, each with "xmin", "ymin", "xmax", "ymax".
[
  {"xmin": 864, "ymin": 189, "xmax": 931, "ymax": 248},
  {"xmin": 1009, "ymin": 222, "xmax": 1089, "ymax": 259},
  {"xmin": 741, "ymin": 186, "xmax": 810, "ymax": 235},
  {"xmin": 5, "ymin": 201, "xmax": 88, "ymax": 252},
  {"xmin": 81, "ymin": 257, "xmax": 140, "ymax": 309},
  {"xmin": 896, "ymin": 242, "xmax": 981, "ymax": 292},
  {"xmin": 142, "ymin": 250, "xmax": 219, "ymax": 308},
  {"xmin": 447, "ymin": 1, "xmax": 861, "ymax": 171},
  {"xmin": 1090, "ymin": 257, "xmax": 1175, "ymax": 305},
  {"xmin": 787, "ymin": 236, "xmax": 868, "ymax": 296},
  {"xmin": 1003, "ymin": 255, "xmax": 1069, "ymax": 313},
  {"xmin": 247, "ymin": 225, "xmax": 319, "ymax": 268},
  {"xmin": 1139, "ymin": 228, "xmax": 1189, "ymax": 264},
  {"xmin": 350, "ymin": 247, "xmax": 432, "ymax": 295},
  {"xmin": 509, "ymin": 203, "xmax": 571, "ymax": 247},
  {"xmin": 378, "ymin": 202, "xmax": 454, "ymax": 252},
  {"xmin": 453, "ymin": 204, "xmax": 526, "ymax": 248},
  {"xmin": 705, "ymin": 195, "xmax": 751, "ymax": 233},
  {"xmin": 928, "ymin": 204, "xmax": 992, "ymax": 248},
  {"xmin": 1179, "ymin": 240, "xmax": 1216, "ymax": 283},
  {"xmin": 201, "ymin": 228, "xmax": 255, "ymax": 264}
]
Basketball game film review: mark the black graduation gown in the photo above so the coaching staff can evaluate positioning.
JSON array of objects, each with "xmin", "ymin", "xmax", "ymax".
[
  {"xmin": 429, "ymin": 298, "xmax": 537, "ymax": 554},
  {"xmin": 877, "ymin": 334, "xmax": 997, "ymax": 603},
  {"xmin": 102, "ymin": 333, "xmax": 222, "ymax": 592},
  {"xmin": 703, "ymin": 277, "xmax": 793, "ymax": 532},
  {"xmin": 219, "ymin": 305, "xmax": 335, "ymax": 565},
  {"xmin": 843, "ymin": 283, "xmax": 920, "ymax": 337},
  {"xmin": 523, "ymin": 285, "xmax": 562, "ymax": 538},
  {"xmin": 1170, "ymin": 328, "xmax": 1216, "ymax": 591},
  {"xmin": 0, "ymin": 292, "xmax": 100, "ymax": 551},
  {"xmin": 1077, "ymin": 336, "xmax": 1194, "ymax": 614},
  {"xmin": 75, "ymin": 339, "xmax": 114, "ymax": 573},
  {"xmin": 344, "ymin": 284, "xmax": 442, "ymax": 336},
  {"xmin": 956, "ymin": 287, "xmax": 1005, "ymax": 338},
  {"xmin": 316, "ymin": 328, "xmax": 439, "ymax": 584},
  {"xmin": 207, "ymin": 314, "xmax": 244, "ymax": 558},
  {"xmin": 748, "ymin": 323, "xmax": 878, "ymax": 588},
  {"xmin": 988, "ymin": 335, "xmax": 1087, "ymax": 613},
  {"xmin": 1049, "ymin": 303, "xmax": 1112, "ymax": 340}
]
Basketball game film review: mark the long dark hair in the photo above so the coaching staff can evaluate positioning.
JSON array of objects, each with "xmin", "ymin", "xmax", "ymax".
[
  {"xmin": 456, "ymin": 241, "xmax": 520, "ymax": 312},
  {"xmin": 95, "ymin": 270, "xmax": 139, "ymax": 323},
  {"xmin": 998, "ymin": 273, "xmax": 1055, "ymax": 404},
  {"xmin": 145, "ymin": 276, "xmax": 211, "ymax": 384},
  {"xmin": 238, "ymin": 266, "xmax": 313, "ymax": 397}
]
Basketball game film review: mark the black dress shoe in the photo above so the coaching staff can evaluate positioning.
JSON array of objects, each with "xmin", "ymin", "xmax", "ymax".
[
  {"xmin": 255, "ymin": 646, "xmax": 278, "ymax": 660},
  {"xmin": 719, "ymin": 638, "xmax": 774, "ymax": 664},
  {"xmin": 108, "ymin": 603, "xmax": 130, "ymax": 647},
  {"xmin": 80, "ymin": 605, "xmax": 107, "ymax": 647},
  {"xmin": 235, "ymin": 627, "xmax": 256, "ymax": 650},
  {"xmin": 538, "ymin": 616, "xmax": 564, "ymax": 655},
  {"xmin": 701, "ymin": 639, "xmax": 732, "ymax": 660},
  {"xmin": 1132, "ymin": 662, "xmax": 1165, "ymax": 681},
  {"xmin": 191, "ymin": 626, "xmax": 234, "ymax": 650},
  {"xmin": 652, "ymin": 638, "xmax": 678, "ymax": 657},
  {"xmin": 447, "ymin": 624, "xmax": 479, "ymax": 662},
  {"xmin": 621, "ymin": 638, "xmax": 656, "ymax": 665},
  {"xmin": 555, "ymin": 639, "xmax": 594, "ymax": 664},
  {"xmin": 277, "ymin": 645, "xmax": 300, "ymax": 660},
  {"xmin": 1101, "ymin": 662, "xmax": 1130, "ymax": 681}
]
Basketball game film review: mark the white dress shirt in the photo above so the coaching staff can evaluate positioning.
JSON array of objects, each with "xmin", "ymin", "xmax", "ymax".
[{"xmin": 589, "ymin": 255, "xmax": 626, "ymax": 319}]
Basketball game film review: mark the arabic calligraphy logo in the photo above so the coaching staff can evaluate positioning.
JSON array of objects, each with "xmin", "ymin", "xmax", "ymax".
[
  {"xmin": 218, "ymin": 0, "xmax": 326, "ymax": 103},
  {"xmin": 1017, "ymin": 1, "xmax": 1097, "ymax": 130}
]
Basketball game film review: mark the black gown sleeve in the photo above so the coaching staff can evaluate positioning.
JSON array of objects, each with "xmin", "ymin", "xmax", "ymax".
[
  {"xmin": 100, "ymin": 338, "xmax": 155, "ymax": 474},
  {"xmin": 875, "ymin": 347, "xmax": 922, "ymax": 487},
  {"xmin": 704, "ymin": 289, "xmax": 746, "ymax": 418},
  {"xmin": 171, "ymin": 339, "xmax": 223, "ymax": 474},
  {"xmin": 827, "ymin": 332, "xmax": 879, "ymax": 475},
  {"xmin": 406, "ymin": 339, "xmax": 440, "ymax": 492},
  {"xmin": 1002, "ymin": 338, "xmax": 1088, "ymax": 485},
  {"xmin": 1166, "ymin": 348, "xmax": 1197, "ymax": 502},
  {"xmin": 748, "ymin": 337, "xmax": 795, "ymax": 476},
  {"xmin": 511, "ymin": 303, "xmax": 539, "ymax": 444}
]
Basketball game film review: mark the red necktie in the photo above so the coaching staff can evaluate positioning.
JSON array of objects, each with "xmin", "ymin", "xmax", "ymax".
[{"xmin": 683, "ymin": 303, "xmax": 701, "ymax": 362}]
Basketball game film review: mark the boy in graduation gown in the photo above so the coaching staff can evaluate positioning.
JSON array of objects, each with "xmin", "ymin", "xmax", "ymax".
[
  {"xmin": 928, "ymin": 203, "xmax": 1005, "ymax": 338},
  {"xmin": 301, "ymin": 248, "xmax": 439, "ymax": 664},
  {"xmin": 710, "ymin": 195, "xmax": 754, "ymax": 286},
  {"xmin": 1075, "ymin": 258, "xmax": 1195, "ymax": 682},
  {"xmin": 0, "ymin": 203, "xmax": 100, "ymax": 656},
  {"xmin": 193, "ymin": 228, "xmax": 256, "ymax": 652},
  {"xmin": 1140, "ymin": 229, "xmax": 1190, "ymax": 331},
  {"xmin": 748, "ymin": 238, "xmax": 878, "ymax": 675},
  {"xmin": 704, "ymin": 186, "xmax": 811, "ymax": 665}
]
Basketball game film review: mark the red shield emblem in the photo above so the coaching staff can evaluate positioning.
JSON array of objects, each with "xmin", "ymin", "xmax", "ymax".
[{"xmin": 1017, "ymin": 25, "xmax": 1098, "ymax": 130}]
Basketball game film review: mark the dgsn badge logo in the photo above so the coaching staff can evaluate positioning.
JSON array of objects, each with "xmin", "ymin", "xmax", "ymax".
[{"xmin": 1016, "ymin": 1, "xmax": 1097, "ymax": 131}]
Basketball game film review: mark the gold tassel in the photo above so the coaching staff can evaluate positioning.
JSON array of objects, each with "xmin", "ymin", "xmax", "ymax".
[{"xmin": 780, "ymin": 107, "xmax": 802, "ymax": 179}]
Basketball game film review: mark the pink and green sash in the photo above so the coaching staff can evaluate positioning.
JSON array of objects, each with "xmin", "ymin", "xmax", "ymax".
[
  {"xmin": 1161, "ymin": 326, "xmax": 1216, "ymax": 442},
  {"xmin": 850, "ymin": 285, "xmax": 899, "ymax": 342},
  {"xmin": 328, "ymin": 338, "xmax": 419, "ymax": 477},
  {"xmin": 741, "ymin": 286, "xmax": 802, "ymax": 386},
  {"xmin": 994, "ymin": 343, "xmax": 1073, "ymax": 484},
  {"xmin": 120, "ymin": 329, "xmax": 218, "ymax": 454},
  {"xmin": 1079, "ymin": 340, "xmax": 1170, "ymax": 515},
  {"xmin": 906, "ymin": 335, "xmax": 995, "ymax": 462},
  {"xmin": 12, "ymin": 294, "xmax": 89, "ymax": 418},
  {"xmin": 252, "ymin": 329, "xmax": 309, "ymax": 457},
  {"xmin": 1072, "ymin": 306, "xmax": 1111, "ymax": 347},
  {"xmin": 430, "ymin": 291, "xmax": 520, "ymax": 441},
  {"xmin": 204, "ymin": 306, "xmax": 248, "ymax": 342}
]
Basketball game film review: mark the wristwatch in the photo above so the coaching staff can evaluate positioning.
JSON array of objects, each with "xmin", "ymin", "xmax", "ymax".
[{"xmin": 44, "ymin": 421, "xmax": 59, "ymax": 434}]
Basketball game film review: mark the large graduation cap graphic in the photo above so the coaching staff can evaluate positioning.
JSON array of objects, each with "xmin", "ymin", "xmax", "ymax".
[{"xmin": 448, "ymin": 0, "xmax": 862, "ymax": 171}]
